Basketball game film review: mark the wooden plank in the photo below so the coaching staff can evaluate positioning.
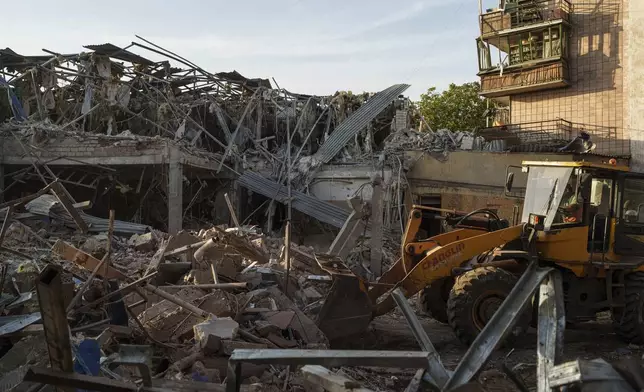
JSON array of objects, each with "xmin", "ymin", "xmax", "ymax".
[
  {"xmin": 0, "ymin": 206, "xmax": 14, "ymax": 247},
  {"xmin": 3, "ymin": 324, "xmax": 44, "ymax": 337},
  {"xmin": 37, "ymin": 265, "xmax": 74, "ymax": 377},
  {"xmin": 224, "ymin": 193, "xmax": 240, "ymax": 228},
  {"xmin": 51, "ymin": 240, "xmax": 127, "ymax": 280},
  {"xmin": 328, "ymin": 197, "xmax": 364, "ymax": 260},
  {"xmin": 50, "ymin": 181, "xmax": 89, "ymax": 233}
]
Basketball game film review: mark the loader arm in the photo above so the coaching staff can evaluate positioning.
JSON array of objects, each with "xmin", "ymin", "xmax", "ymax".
[
  {"xmin": 373, "ymin": 224, "xmax": 524, "ymax": 316},
  {"xmin": 368, "ymin": 227, "xmax": 489, "ymax": 302}
]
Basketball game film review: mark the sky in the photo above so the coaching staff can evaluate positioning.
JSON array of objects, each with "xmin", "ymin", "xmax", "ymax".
[{"xmin": 4, "ymin": 0, "xmax": 485, "ymax": 99}]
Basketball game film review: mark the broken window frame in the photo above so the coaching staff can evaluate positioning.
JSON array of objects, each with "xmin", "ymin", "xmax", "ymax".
[{"xmin": 478, "ymin": 23, "xmax": 569, "ymax": 74}]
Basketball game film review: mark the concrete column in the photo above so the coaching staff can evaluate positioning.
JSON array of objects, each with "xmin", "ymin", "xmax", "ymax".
[{"xmin": 168, "ymin": 153, "xmax": 183, "ymax": 234}]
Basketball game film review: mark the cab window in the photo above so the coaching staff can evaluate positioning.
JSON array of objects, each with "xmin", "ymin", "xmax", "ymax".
[
  {"xmin": 622, "ymin": 179, "xmax": 644, "ymax": 224},
  {"xmin": 552, "ymin": 172, "xmax": 581, "ymax": 225}
]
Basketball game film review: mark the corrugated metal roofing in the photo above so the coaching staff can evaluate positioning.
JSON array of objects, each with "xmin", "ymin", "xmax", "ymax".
[
  {"xmin": 314, "ymin": 84, "xmax": 410, "ymax": 163},
  {"xmin": 238, "ymin": 171, "xmax": 349, "ymax": 228},
  {"xmin": 25, "ymin": 195, "xmax": 150, "ymax": 234},
  {"xmin": 84, "ymin": 43, "xmax": 155, "ymax": 66}
]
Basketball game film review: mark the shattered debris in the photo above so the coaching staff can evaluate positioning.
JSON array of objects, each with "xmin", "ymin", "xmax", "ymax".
[{"xmin": 0, "ymin": 35, "xmax": 635, "ymax": 392}]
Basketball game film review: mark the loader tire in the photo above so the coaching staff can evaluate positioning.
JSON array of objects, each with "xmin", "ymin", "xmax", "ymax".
[
  {"xmin": 613, "ymin": 272, "xmax": 644, "ymax": 344},
  {"xmin": 418, "ymin": 277, "xmax": 454, "ymax": 324},
  {"xmin": 447, "ymin": 266, "xmax": 530, "ymax": 346}
]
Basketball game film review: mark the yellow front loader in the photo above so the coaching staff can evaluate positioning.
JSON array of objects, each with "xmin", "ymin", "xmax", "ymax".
[{"xmin": 317, "ymin": 158, "xmax": 644, "ymax": 345}]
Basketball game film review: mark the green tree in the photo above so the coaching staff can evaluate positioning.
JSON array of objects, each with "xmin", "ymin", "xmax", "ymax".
[{"xmin": 418, "ymin": 82, "xmax": 487, "ymax": 132}]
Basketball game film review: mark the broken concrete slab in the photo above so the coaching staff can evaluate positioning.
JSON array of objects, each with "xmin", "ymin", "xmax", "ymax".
[
  {"xmin": 81, "ymin": 233, "xmax": 109, "ymax": 258},
  {"xmin": 263, "ymin": 287, "xmax": 327, "ymax": 345},
  {"xmin": 266, "ymin": 332, "xmax": 298, "ymax": 348},
  {"xmin": 264, "ymin": 311, "xmax": 296, "ymax": 330},
  {"xmin": 198, "ymin": 332, "xmax": 222, "ymax": 355},
  {"xmin": 255, "ymin": 321, "xmax": 281, "ymax": 337},
  {"xmin": 129, "ymin": 232, "xmax": 157, "ymax": 252},
  {"xmin": 302, "ymin": 287, "xmax": 323, "ymax": 302},
  {"xmin": 194, "ymin": 317, "xmax": 239, "ymax": 344}
]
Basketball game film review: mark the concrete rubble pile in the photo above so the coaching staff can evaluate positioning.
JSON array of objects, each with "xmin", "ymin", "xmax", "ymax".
[
  {"xmin": 0, "ymin": 177, "xmax": 413, "ymax": 392},
  {"xmin": 382, "ymin": 128, "xmax": 518, "ymax": 163},
  {"xmin": 6, "ymin": 183, "xmax": 643, "ymax": 392}
]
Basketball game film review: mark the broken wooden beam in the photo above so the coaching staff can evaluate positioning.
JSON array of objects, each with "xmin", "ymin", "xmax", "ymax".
[
  {"xmin": 145, "ymin": 239, "xmax": 169, "ymax": 276},
  {"xmin": 328, "ymin": 197, "xmax": 366, "ymax": 260},
  {"xmin": 0, "ymin": 205, "xmax": 14, "ymax": 247},
  {"xmin": 50, "ymin": 181, "xmax": 89, "ymax": 233},
  {"xmin": 51, "ymin": 240, "xmax": 127, "ymax": 280},
  {"xmin": 224, "ymin": 193, "xmax": 241, "ymax": 228},
  {"xmin": 36, "ymin": 265, "xmax": 74, "ymax": 375}
]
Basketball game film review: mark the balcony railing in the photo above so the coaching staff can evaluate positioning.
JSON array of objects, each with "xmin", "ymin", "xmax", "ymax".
[
  {"xmin": 480, "ymin": 0, "xmax": 572, "ymax": 36},
  {"xmin": 478, "ymin": 119, "xmax": 631, "ymax": 158},
  {"xmin": 480, "ymin": 61, "xmax": 568, "ymax": 97}
]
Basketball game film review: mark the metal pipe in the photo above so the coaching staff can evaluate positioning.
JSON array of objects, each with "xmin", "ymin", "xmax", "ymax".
[
  {"xmin": 157, "ymin": 283, "xmax": 247, "ymax": 290},
  {"xmin": 391, "ymin": 289, "xmax": 450, "ymax": 388}
]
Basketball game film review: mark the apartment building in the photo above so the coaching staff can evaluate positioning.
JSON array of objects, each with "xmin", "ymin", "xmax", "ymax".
[{"xmin": 477, "ymin": 0, "xmax": 644, "ymax": 169}]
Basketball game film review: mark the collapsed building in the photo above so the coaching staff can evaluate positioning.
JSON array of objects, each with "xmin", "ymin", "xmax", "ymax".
[
  {"xmin": 0, "ymin": 34, "xmax": 631, "ymax": 252},
  {"xmin": 0, "ymin": 39, "xmax": 414, "ymax": 246},
  {"xmin": 1, "ymin": 0, "xmax": 644, "ymax": 389}
]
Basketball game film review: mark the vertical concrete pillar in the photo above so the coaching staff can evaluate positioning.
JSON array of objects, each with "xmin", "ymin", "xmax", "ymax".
[{"xmin": 168, "ymin": 150, "xmax": 183, "ymax": 234}]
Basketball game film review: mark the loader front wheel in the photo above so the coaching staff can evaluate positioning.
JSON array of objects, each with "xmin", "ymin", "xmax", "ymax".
[
  {"xmin": 418, "ymin": 277, "xmax": 454, "ymax": 324},
  {"xmin": 447, "ymin": 267, "xmax": 529, "ymax": 345},
  {"xmin": 613, "ymin": 272, "xmax": 644, "ymax": 344}
]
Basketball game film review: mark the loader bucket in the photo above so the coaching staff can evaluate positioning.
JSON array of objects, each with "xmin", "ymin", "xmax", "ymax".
[{"xmin": 315, "ymin": 254, "xmax": 373, "ymax": 340}]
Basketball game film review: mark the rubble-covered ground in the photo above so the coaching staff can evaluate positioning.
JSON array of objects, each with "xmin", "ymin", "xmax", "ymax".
[{"xmin": 1, "ymin": 200, "xmax": 644, "ymax": 392}]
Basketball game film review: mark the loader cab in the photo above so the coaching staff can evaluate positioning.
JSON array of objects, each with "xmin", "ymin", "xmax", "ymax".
[{"xmin": 518, "ymin": 160, "xmax": 640, "ymax": 261}]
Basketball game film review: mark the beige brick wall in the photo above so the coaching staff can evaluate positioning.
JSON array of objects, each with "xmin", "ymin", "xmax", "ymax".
[
  {"xmin": 510, "ymin": 0, "xmax": 626, "ymax": 138},
  {"xmin": 626, "ymin": 0, "xmax": 644, "ymax": 171}
]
